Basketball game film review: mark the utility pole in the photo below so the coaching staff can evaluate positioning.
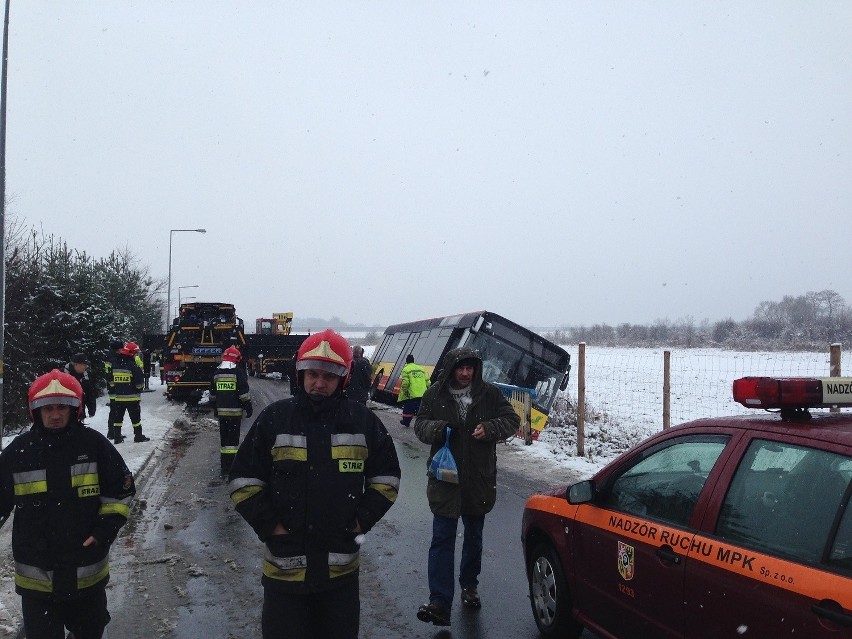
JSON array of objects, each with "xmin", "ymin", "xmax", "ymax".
[{"xmin": 0, "ymin": 0, "xmax": 12, "ymax": 446}]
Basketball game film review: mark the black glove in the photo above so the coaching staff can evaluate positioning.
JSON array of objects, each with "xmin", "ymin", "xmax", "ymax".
[{"xmin": 244, "ymin": 404, "xmax": 254, "ymax": 418}]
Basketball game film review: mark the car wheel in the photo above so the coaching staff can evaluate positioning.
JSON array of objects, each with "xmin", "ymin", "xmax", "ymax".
[{"xmin": 528, "ymin": 543, "xmax": 583, "ymax": 639}]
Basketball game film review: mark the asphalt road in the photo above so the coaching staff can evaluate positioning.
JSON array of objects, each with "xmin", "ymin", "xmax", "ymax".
[{"xmin": 100, "ymin": 378, "xmax": 590, "ymax": 638}]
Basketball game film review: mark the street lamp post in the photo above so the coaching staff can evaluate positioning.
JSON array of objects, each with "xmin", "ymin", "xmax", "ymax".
[
  {"xmin": 166, "ymin": 229, "xmax": 206, "ymax": 331},
  {"xmin": 178, "ymin": 285, "xmax": 199, "ymax": 310}
]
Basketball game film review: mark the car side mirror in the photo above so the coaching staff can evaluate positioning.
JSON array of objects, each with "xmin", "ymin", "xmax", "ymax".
[{"xmin": 567, "ymin": 480, "xmax": 594, "ymax": 504}]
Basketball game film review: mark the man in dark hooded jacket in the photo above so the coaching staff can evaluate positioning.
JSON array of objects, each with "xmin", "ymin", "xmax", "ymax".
[
  {"xmin": 414, "ymin": 347, "xmax": 519, "ymax": 626},
  {"xmin": 346, "ymin": 345, "xmax": 372, "ymax": 404}
]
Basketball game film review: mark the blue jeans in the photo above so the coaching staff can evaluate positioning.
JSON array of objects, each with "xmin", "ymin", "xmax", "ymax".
[{"xmin": 427, "ymin": 513, "xmax": 485, "ymax": 610}]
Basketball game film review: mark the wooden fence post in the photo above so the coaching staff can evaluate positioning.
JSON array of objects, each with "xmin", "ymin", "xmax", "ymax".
[
  {"xmin": 830, "ymin": 343, "xmax": 842, "ymax": 413},
  {"xmin": 577, "ymin": 342, "xmax": 586, "ymax": 457}
]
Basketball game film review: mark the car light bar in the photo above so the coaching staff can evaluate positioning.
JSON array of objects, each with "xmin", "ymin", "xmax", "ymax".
[{"xmin": 733, "ymin": 377, "xmax": 852, "ymax": 409}]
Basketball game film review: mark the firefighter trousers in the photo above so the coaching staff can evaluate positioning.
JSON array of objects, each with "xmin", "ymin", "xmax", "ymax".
[
  {"xmin": 218, "ymin": 416, "xmax": 242, "ymax": 474},
  {"xmin": 108, "ymin": 400, "xmax": 142, "ymax": 439},
  {"xmin": 21, "ymin": 590, "xmax": 109, "ymax": 639},
  {"xmin": 262, "ymin": 579, "xmax": 359, "ymax": 639}
]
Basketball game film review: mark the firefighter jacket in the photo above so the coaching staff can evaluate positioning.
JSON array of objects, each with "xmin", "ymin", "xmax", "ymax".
[
  {"xmin": 109, "ymin": 353, "xmax": 143, "ymax": 403},
  {"xmin": 63, "ymin": 362, "xmax": 99, "ymax": 417},
  {"xmin": 229, "ymin": 393, "xmax": 401, "ymax": 594},
  {"xmin": 0, "ymin": 418, "xmax": 135, "ymax": 601},
  {"xmin": 210, "ymin": 362, "xmax": 252, "ymax": 419},
  {"xmin": 398, "ymin": 362, "xmax": 430, "ymax": 402},
  {"xmin": 414, "ymin": 347, "xmax": 519, "ymax": 518}
]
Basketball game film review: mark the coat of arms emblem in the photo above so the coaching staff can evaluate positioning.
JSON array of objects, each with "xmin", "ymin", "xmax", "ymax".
[{"xmin": 617, "ymin": 541, "xmax": 635, "ymax": 581}]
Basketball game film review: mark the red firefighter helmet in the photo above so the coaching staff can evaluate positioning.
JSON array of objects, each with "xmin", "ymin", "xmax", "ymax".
[
  {"xmin": 296, "ymin": 329, "xmax": 353, "ymax": 378},
  {"xmin": 222, "ymin": 346, "xmax": 242, "ymax": 364},
  {"xmin": 28, "ymin": 369, "xmax": 84, "ymax": 419},
  {"xmin": 120, "ymin": 341, "xmax": 140, "ymax": 356}
]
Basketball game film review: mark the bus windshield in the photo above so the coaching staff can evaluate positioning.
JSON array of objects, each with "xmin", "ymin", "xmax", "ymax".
[{"xmin": 465, "ymin": 332, "xmax": 564, "ymax": 414}]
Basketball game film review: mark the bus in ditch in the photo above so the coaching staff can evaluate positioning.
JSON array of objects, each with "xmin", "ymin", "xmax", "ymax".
[{"xmin": 369, "ymin": 310, "xmax": 570, "ymax": 434}]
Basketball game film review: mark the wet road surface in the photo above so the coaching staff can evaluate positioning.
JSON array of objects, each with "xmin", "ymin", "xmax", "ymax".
[{"xmin": 102, "ymin": 379, "xmax": 591, "ymax": 638}]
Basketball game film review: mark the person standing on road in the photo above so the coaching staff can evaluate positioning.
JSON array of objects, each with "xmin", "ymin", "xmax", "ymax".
[
  {"xmin": 210, "ymin": 345, "xmax": 253, "ymax": 475},
  {"xmin": 346, "ymin": 344, "xmax": 372, "ymax": 404},
  {"xmin": 142, "ymin": 348, "xmax": 153, "ymax": 390},
  {"xmin": 229, "ymin": 329, "xmax": 401, "ymax": 639},
  {"xmin": 414, "ymin": 347, "xmax": 519, "ymax": 627},
  {"xmin": 108, "ymin": 342, "xmax": 150, "ymax": 443},
  {"xmin": 398, "ymin": 353, "xmax": 430, "ymax": 426},
  {"xmin": 64, "ymin": 352, "xmax": 98, "ymax": 418},
  {"xmin": 151, "ymin": 350, "xmax": 160, "ymax": 379},
  {"xmin": 0, "ymin": 369, "xmax": 135, "ymax": 639}
]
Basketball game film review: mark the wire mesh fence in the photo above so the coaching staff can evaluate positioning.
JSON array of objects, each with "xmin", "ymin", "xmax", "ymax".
[{"xmin": 560, "ymin": 345, "xmax": 850, "ymax": 436}]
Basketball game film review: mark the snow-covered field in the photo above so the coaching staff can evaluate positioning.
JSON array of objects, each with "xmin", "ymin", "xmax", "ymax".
[{"xmin": 535, "ymin": 345, "xmax": 851, "ymax": 473}]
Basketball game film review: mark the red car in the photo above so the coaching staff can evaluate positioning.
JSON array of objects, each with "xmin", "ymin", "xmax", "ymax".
[{"xmin": 522, "ymin": 376, "xmax": 852, "ymax": 638}]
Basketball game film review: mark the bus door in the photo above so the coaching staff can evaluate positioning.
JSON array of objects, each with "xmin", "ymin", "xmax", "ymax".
[
  {"xmin": 371, "ymin": 331, "xmax": 419, "ymax": 398},
  {"xmin": 386, "ymin": 333, "xmax": 419, "ymax": 396}
]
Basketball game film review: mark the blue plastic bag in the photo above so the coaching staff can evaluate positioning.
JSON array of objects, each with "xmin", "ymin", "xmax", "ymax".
[{"xmin": 428, "ymin": 427, "xmax": 459, "ymax": 483}]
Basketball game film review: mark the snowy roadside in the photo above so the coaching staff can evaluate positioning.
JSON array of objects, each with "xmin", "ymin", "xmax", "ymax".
[{"xmin": 0, "ymin": 383, "xmax": 184, "ymax": 637}]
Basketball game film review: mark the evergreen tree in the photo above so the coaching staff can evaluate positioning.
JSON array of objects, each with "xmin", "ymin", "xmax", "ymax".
[{"xmin": 2, "ymin": 228, "xmax": 164, "ymax": 429}]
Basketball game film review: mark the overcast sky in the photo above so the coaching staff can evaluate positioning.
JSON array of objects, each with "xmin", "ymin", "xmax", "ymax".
[{"xmin": 5, "ymin": 2, "xmax": 851, "ymax": 328}]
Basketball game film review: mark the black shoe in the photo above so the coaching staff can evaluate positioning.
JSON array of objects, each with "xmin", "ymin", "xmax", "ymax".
[
  {"xmin": 134, "ymin": 433, "xmax": 151, "ymax": 443},
  {"xmin": 461, "ymin": 586, "xmax": 481, "ymax": 609},
  {"xmin": 113, "ymin": 435, "xmax": 125, "ymax": 444},
  {"xmin": 417, "ymin": 602, "xmax": 450, "ymax": 626}
]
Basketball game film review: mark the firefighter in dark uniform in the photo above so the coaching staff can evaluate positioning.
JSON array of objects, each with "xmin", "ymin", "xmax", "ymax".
[
  {"xmin": 107, "ymin": 342, "xmax": 150, "ymax": 443},
  {"xmin": 229, "ymin": 329, "xmax": 401, "ymax": 639},
  {"xmin": 0, "ymin": 369, "xmax": 135, "ymax": 639},
  {"xmin": 64, "ymin": 352, "xmax": 99, "ymax": 418},
  {"xmin": 210, "ymin": 345, "xmax": 253, "ymax": 475}
]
